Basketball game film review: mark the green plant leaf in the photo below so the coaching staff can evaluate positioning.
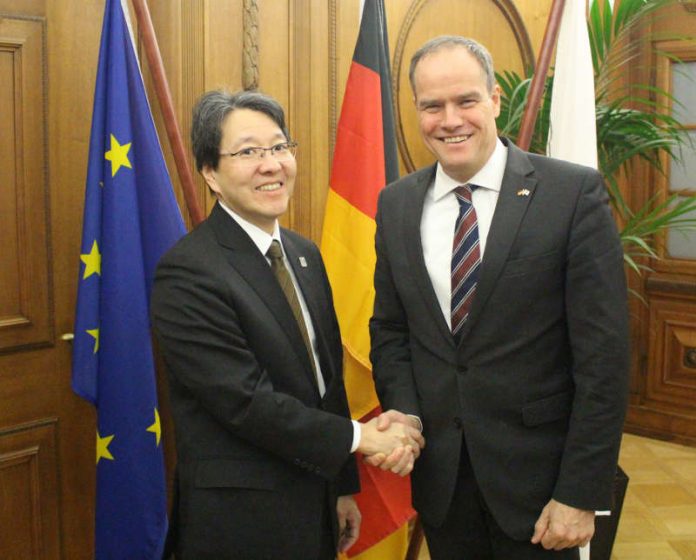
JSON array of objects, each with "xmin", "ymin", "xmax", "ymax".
[{"xmin": 496, "ymin": 0, "xmax": 696, "ymax": 296}]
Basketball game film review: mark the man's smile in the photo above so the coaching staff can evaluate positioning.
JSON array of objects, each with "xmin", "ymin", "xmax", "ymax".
[{"xmin": 442, "ymin": 134, "xmax": 473, "ymax": 144}]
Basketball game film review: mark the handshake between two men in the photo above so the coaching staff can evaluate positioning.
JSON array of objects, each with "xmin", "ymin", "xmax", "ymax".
[{"xmin": 356, "ymin": 410, "xmax": 425, "ymax": 477}]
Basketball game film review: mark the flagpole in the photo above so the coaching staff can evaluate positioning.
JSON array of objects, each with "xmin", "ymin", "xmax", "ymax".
[
  {"xmin": 405, "ymin": 521, "xmax": 424, "ymax": 560},
  {"xmin": 130, "ymin": 0, "xmax": 205, "ymax": 226},
  {"xmin": 516, "ymin": 0, "xmax": 566, "ymax": 151}
]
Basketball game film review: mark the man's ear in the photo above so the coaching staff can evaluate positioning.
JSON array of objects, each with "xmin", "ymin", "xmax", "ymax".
[
  {"xmin": 491, "ymin": 83, "xmax": 502, "ymax": 118},
  {"xmin": 201, "ymin": 165, "xmax": 220, "ymax": 196}
]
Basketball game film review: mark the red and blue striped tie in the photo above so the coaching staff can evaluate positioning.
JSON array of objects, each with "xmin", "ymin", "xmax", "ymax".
[{"xmin": 451, "ymin": 184, "xmax": 480, "ymax": 336}]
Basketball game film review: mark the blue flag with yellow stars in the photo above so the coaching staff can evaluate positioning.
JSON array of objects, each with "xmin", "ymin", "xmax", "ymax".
[{"xmin": 72, "ymin": 0, "xmax": 185, "ymax": 557}]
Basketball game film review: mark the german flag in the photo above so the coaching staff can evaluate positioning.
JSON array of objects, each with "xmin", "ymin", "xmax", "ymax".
[{"xmin": 321, "ymin": 1, "xmax": 414, "ymax": 557}]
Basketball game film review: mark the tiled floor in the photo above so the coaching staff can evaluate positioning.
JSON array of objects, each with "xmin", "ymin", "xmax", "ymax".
[
  {"xmin": 612, "ymin": 433, "xmax": 696, "ymax": 560},
  {"xmin": 417, "ymin": 433, "xmax": 696, "ymax": 559}
]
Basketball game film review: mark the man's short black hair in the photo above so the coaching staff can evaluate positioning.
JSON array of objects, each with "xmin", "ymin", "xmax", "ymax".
[{"xmin": 190, "ymin": 89, "xmax": 291, "ymax": 172}]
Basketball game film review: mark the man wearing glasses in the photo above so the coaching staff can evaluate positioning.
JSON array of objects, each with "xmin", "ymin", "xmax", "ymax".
[{"xmin": 151, "ymin": 90, "xmax": 423, "ymax": 559}]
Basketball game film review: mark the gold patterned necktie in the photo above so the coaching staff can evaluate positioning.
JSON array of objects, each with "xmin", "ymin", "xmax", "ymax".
[{"xmin": 266, "ymin": 240, "xmax": 319, "ymax": 387}]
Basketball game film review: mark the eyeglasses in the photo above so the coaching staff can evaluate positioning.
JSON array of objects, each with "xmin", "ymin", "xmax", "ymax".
[{"xmin": 219, "ymin": 141, "xmax": 298, "ymax": 164}]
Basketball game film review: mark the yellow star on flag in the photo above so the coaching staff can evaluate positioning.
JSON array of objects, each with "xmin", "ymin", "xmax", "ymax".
[
  {"xmin": 80, "ymin": 240, "xmax": 101, "ymax": 279},
  {"xmin": 96, "ymin": 430, "xmax": 115, "ymax": 464},
  {"xmin": 147, "ymin": 408, "xmax": 162, "ymax": 446},
  {"xmin": 87, "ymin": 328, "xmax": 100, "ymax": 353},
  {"xmin": 104, "ymin": 133, "xmax": 132, "ymax": 177}
]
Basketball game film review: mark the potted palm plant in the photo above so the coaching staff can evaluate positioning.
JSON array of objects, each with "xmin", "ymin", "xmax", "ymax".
[{"xmin": 495, "ymin": 0, "xmax": 696, "ymax": 287}]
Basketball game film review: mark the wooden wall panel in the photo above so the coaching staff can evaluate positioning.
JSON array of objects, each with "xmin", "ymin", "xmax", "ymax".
[
  {"xmin": 0, "ymin": 419, "xmax": 60, "ymax": 559},
  {"xmin": 627, "ymin": 291, "xmax": 696, "ymax": 445},
  {"xmin": 0, "ymin": 48, "xmax": 19, "ymax": 314},
  {"xmin": 307, "ymin": 0, "xmax": 330, "ymax": 239},
  {"xmin": 647, "ymin": 299, "xmax": 696, "ymax": 410},
  {"xmin": 44, "ymin": 0, "xmax": 104, "ymax": 555},
  {"xmin": 0, "ymin": 15, "xmax": 52, "ymax": 352}
]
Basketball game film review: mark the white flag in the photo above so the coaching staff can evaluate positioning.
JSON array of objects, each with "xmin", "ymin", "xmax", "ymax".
[{"xmin": 547, "ymin": 0, "xmax": 598, "ymax": 169}]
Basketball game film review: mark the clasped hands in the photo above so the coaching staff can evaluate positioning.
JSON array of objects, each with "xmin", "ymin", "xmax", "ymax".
[{"xmin": 357, "ymin": 409, "xmax": 425, "ymax": 476}]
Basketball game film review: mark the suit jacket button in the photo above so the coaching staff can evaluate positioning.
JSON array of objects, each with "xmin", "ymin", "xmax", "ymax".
[
  {"xmin": 294, "ymin": 458, "xmax": 301, "ymax": 466},
  {"xmin": 453, "ymin": 417, "xmax": 463, "ymax": 429}
]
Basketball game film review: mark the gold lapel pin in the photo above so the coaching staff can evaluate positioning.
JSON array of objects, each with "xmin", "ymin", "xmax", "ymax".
[{"xmin": 517, "ymin": 188, "xmax": 530, "ymax": 197}]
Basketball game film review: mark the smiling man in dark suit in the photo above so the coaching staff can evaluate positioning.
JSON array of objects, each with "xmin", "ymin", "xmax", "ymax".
[
  {"xmin": 368, "ymin": 36, "xmax": 629, "ymax": 559},
  {"xmin": 151, "ymin": 90, "xmax": 423, "ymax": 560}
]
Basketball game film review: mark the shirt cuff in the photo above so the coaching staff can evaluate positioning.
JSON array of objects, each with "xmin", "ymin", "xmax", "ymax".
[
  {"xmin": 407, "ymin": 414, "xmax": 423, "ymax": 432},
  {"xmin": 350, "ymin": 420, "xmax": 361, "ymax": 453}
]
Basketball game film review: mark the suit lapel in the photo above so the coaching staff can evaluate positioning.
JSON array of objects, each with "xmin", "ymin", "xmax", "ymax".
[
  {"xmin": 458, "ymin": 140, "xmax": 537, "ymax": 340},
  {"xmin": 403, "ymin": 165, "xmax": 456, "ymax": 348},
  {"xmin": 208, "ymin": 204, "xmax": 318, "ymax": 390}
]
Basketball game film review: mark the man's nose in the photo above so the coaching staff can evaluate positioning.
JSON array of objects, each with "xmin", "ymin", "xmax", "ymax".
[
  {"xmin": 441, "ymin": 104, "xmax": 463, "ymax": 129},
  {"xmin": 257, "ymin": 152, "xmax": 283, "ymax": 172}
]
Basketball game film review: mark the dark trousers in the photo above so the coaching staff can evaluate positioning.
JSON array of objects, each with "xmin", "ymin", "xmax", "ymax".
[
  {"xmin": 319, "ymin": 492, "xmax": 338, "ymax": 560},
  {"xmin": 422, "ymin": 441, "xmax": 580, "ymax": 560}
]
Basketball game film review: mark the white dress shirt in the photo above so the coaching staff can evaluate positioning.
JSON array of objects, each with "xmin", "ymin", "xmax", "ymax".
[
  {"xmin": 219, "ymin": 202, "xmax": 361, "ymax": 451},
  {"xmin": 420, "ymin": 138, "xmax": 508, "ymax": 328}
]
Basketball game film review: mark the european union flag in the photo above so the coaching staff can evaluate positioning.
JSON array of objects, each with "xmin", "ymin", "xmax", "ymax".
[{"xmin": 72, "ymin": 0, "xmax": 185, "ymax": 557}]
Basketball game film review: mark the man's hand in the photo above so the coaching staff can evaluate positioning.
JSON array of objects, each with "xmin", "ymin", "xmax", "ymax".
[
  {"xmin": 336, "ymin": 495, "xmax": 361, "ymax": 553},
  {"xmin": 357, "ymin": 416, "xmax": 420, "ymax": 455},
  {"xmin": 531, "ymin": 499, "xmax": 595, "ymax": 550},
  {"xmin": 356, "ymin": 414, "xmax": 423, "ymax": 476},
  {"xmin": 363, "ymin": 410, "xmax": 425, "ymax": 475}
]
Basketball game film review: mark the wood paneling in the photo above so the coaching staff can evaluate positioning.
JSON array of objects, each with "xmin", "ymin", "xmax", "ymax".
[
  {"xmin": 624, "ymin": 4, "xmax": 696, "ymax": 447},
  {"xmin": 647, "ymin": 298, "xmax": 696, "ymax": 410},
  {"xmin": 0, "ymin": 15, "xmax": 52, "ymax": 352},
  {"xmin": 0, "ymin": 419, "xmax": 60, "ymax": 559},
  {"xmin": 0, "ymin": 1, "xmax": 102, "ymax": 558}
]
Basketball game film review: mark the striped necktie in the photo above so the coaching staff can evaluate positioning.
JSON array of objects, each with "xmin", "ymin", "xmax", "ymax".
[{"xmin": 451, "ymin": 184, "xmax": 481, "ymax": 336}]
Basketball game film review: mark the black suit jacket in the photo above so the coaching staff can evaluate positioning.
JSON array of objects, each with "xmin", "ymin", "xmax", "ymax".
[
  {"xmin": 151, "ymin": 203, "xmax": 359, "ymax": 559},
  {"xmin": 369, "ymin": 138, "xmax": 629, "ymax": 540}
]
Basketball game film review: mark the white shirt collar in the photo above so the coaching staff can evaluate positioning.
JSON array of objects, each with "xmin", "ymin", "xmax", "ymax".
[
  {"xmin": 433, "ymin": 137, "xmax": 507, "ymax": 201},
  {"xmin": 218, "ymin": 200, "xmax": 282, "ymax": 256}
]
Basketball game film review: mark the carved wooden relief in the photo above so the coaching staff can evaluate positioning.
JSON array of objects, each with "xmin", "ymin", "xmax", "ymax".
[{"xmin": 243, "ymin": 0, "xmax": 259, "ymax": 90}]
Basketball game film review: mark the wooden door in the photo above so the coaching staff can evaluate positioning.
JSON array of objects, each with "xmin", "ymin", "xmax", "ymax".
[
  {"xmin": 625, "ymin": 3, "xmax": 696, "ymax": 446},
  {"xmin": 0, "ymin": 1, "xmax": 104, "ymax": 557}
]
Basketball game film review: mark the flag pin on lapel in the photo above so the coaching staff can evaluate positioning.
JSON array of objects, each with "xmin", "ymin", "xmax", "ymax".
[
  {"xmin": 517, "ymin": 188, "xmax": 530, "ymax": 197},
  {"xmin": 299, "ymin": 257, "xmax": 308, "ymax": 268}
]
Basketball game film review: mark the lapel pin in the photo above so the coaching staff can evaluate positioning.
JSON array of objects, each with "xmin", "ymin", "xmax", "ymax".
[
  {"xmin": 517, "ymin": 188, "xmax": 530, "ymax": 197},
  {"xmin": 299, "ymin": 256, "xmax": 308, "ymax": 268}
]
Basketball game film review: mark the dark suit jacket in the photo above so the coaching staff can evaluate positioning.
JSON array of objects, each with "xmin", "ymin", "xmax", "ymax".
[
  {"xmin": 369, "ymin": 138, "xmax": 629, "ymax": 540},
  {"xmin": 151, "ymin": 203, "xmax": 359, "ymax": 559}
]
